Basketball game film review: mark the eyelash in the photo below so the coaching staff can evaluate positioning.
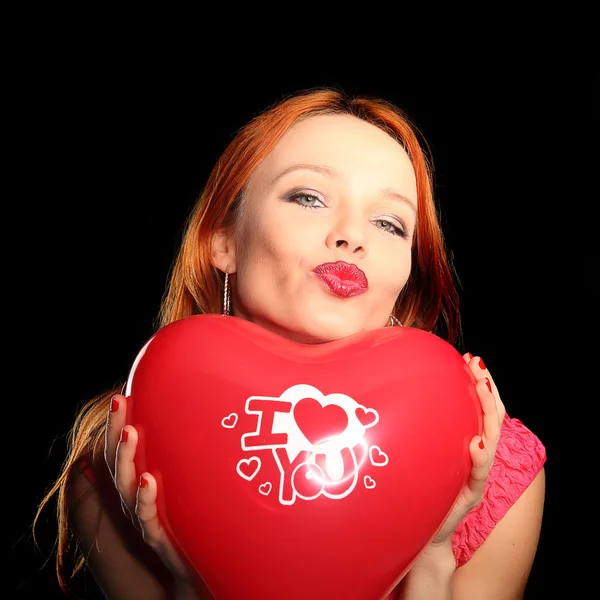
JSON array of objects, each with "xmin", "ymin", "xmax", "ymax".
[
  {"xmin": 374, "ymin": 219, "xmax": 408, "ymax": 239},
  {"xmin": 286, "ymin": 192, "xmax": 325, "ymax": 209},
  {"xmin": 284, "ymin": 191, "xmax": 409, "ymax": 239}
]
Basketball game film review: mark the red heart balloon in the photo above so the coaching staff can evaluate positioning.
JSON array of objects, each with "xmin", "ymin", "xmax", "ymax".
[{"xmin": 124, "ymin": 315, "xmax": 482, "ymax": 600}]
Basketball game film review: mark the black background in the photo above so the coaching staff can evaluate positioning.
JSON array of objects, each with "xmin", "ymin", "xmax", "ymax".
[{"xmin": 6, "ymin": 25, "xmax": 598, "ymax": 600}]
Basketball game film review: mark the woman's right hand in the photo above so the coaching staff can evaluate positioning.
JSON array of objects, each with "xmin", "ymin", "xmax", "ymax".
[{"xmin": 104, "ymin": 393, "xmax": 203, "ymax": 598}]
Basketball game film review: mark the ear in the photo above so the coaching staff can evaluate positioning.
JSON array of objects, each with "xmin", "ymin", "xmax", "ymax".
[{"xmin": 211, "ymin": 227, "xmax": 237, "ymax": 274}]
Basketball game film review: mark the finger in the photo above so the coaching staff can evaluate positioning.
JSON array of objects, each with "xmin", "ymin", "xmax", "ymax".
[
  {"xmin": 467, "ymin": 356, "xmax": 506, "ymax": 422},
  {"xmin": 136, "ymin": 473, "xmax": 187, "ymax": 571},
  {"xmin": 467, "ymin": 355, "xmax": 488, "ymax": 380},
  {"xmin": 475, "ymin": 377, "xmax": 502, "ymax": 456},
  {"xmin": 466, "ymin": 434, "xmax": 490, "ymax": 500},
  {"xmin": 114, "ymin": 424, "xmax": 139, "ymax": 514},
  {"xmin": 104, "ymin": 393, "xmax": 127, "ymax": 479},
  {"xmin": 135, "ymin": 473, "xmax": 161, "ymax": 550},
  {"xmin": 466, "ymin": 378, "xmax": 500, "ymax": 499},
  {"xmin": 120, "ymin": 496, "xmax": 142, "ymax": 532}
]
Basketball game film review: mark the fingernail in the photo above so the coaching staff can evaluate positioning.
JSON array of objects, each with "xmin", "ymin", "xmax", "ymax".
[
  {"xmin": 466, "ymin": 352, "xmax": 473, "ymax": 360},
  {"xmin": 478, "ymin": 438, "xmax": 485, "ymax": 450},
  {"xmin": 140, "ymin": 476, "xmax": 148, "ymax": 488},
  {"xmin": 485, "ymin": 378, "xmax": 493, "ymax": 393},
  {"xmin": 110, "ymin": 396, "xmax": 119, "ymax": 413},
  {"xmin": 478, "ymin": 358, "xmax": 486, "ymax": 370},
  {"xmin": 120, "ymin": 427, "xmax": 129, "ymax": 442}
]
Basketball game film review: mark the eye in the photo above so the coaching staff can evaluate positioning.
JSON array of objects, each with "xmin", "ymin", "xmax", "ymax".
[
  {"xmin": 374, "ymin": 218, "xmax": 409, "ymax": 239},
  {"xmin": 285, "ymin": 191, "xmax": 326, "ymax": 209}
]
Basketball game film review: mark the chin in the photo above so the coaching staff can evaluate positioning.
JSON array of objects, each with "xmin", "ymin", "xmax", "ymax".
[
  {"xmin": 287, "ymin": 319, "xmax": 364, "ymax": 345},
  {"xmin": 243, "ymin": 308, "xmax": 369, "ymax": 345}
]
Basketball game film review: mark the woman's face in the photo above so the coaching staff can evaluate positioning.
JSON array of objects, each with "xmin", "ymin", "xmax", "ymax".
[{"xmin": 219, "ymin": 113, "xmax": 417, "ymax": 344}]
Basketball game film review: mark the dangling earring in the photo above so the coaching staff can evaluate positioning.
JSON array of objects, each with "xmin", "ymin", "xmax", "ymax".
[
  {"xmin": 389, "ymin": 315, "xmax": 402, "ymax": 327},
  {"xmin": 223, "ymin": 271, "xmax": 231, "ymax": 316}
]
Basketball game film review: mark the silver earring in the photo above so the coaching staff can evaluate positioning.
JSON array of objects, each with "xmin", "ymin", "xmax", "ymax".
[
  {"xmin": 223, "ymin": 271, "xmax": 231, "ymax": 316},
  {"xmin": 389, "ymin": 315, "xmax": 402, "ymax": 327}
]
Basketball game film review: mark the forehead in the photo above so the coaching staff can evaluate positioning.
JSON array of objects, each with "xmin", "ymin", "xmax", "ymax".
[{"xmin": 253, "ymin": 113, "xmax": 415, "ymax": 184}]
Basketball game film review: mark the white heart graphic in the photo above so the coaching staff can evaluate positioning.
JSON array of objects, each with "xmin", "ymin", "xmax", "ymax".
[
  {"xmin": 236, "ymin": 456, "xmax": 261, "ymax": 481},
  {"xmin": 221, "ymin": 412, "xmax": 238, "ymax": 428},
  {"xmin": 364, "ymin": 475, "xmax": 376, "ymax": 489},
  {"xmin": 259, "ymin": 482, "xmax": 272, "ymax": 496},
  {"xmin": 369, "ymin": 445, "xmax": 389, "ymax": 466}
]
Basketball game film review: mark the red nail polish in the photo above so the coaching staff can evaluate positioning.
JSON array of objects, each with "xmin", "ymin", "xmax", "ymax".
[
  {"xmin": 140, "ymin": 476, "xmax": 148, "ymax": 488},
  {"xmin": 110, "ymin": 396, "xmax": 119, "ymax": 412},
  {"xmin": 485, "ymin": 378, "xmax": 493, "ymax": 393},
  {"xmin": 120, "ymin": 428, "xmax": 129, "ymax": 442},
  {"xmin": 466, "ymin": 352, "xmax": 473, "ymax": 360},
  {"xmin": 479, "ymin": 358, "xmax": 486, "ymax": 370},
  {"xmin": 478, "ymin": 438, "xmax": 485, "ymax": 450}
]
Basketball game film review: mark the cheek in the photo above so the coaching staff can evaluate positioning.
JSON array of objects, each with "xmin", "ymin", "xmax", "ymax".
[
  {"xmin": 381, "ymin": 246, "xmax": 412, "ymax": 295},
  {"xmin": 237, "ymin": 211, "xmax": 307, "ymax": 272},
  {"xmin": 236, "ymin": 211, "xmax": 274, "ymax": 261}
]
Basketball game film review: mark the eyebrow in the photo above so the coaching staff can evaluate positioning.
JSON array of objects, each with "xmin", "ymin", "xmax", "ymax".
[{"xmin": 271, "ymin": 163, "xmax": 417, "ymax": 215}]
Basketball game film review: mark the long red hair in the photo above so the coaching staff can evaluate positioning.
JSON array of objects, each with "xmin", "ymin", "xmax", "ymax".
[{"xmin": 33, "ymin": 87, "xmax": 462, "ymax": 595}]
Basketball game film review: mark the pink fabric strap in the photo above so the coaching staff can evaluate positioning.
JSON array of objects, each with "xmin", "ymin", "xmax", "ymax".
[{"xmin": 450, "ymin": 413, "xmax": 546, "ymax": 566}]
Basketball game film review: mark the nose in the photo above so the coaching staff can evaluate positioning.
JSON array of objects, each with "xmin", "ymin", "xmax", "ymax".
[{"xmin": 325, "ymin": 209, "xmax": 368, "ymax": 256}]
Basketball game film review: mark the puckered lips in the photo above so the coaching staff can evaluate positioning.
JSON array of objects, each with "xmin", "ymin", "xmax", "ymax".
[{"xmin": 312, "ymin": 261, "xmax": 369, "ymax": 298}]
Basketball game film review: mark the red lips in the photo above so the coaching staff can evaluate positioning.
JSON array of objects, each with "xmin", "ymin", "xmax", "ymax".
[{"xmin": 312, "ymin": 261, "xmax": 369, "ymax": 298}]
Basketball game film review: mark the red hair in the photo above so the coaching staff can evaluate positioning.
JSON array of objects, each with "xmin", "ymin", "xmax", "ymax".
[{"xmin": 33, "ymin": 87, "xmax": 461, "ymax": 595}]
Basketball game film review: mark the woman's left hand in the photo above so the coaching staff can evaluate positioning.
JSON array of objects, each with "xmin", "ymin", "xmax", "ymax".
[{"xmin": 429, "ymin": 353, "xmax": 506, "ymax": 546}]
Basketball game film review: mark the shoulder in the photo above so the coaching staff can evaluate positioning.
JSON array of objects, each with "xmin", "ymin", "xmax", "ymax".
[{"xmin": 452, "ymin": 413, "xmax": 546, "ymax": 566}]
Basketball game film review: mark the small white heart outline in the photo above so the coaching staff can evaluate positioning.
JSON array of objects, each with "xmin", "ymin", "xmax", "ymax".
[
  {"xmin": 369, "ymin": 445, "xmax": 389, "ymax": 466},
  {"xmin": 364, "ymin": 475, "xmax": 376, "ymax": 489},
  {"xmin": 355, "ymin": 405, "xmax": 379, "ymax": 428},
  {"xmin": 236, "ymin": 456, "xmax": 261, "ymax": 481},
  {"xmin": 221, "ymin": 413, "xmax": 238, "ymax": 428},
  {"xmin": 258, "ymin": 481, "xmax": 272, "ymax": 496}
]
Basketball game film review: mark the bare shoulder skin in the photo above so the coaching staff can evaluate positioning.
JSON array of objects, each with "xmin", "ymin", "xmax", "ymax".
[{"xmin": 452, "ymin": 468, "xmax": 546, "ymax": 599}]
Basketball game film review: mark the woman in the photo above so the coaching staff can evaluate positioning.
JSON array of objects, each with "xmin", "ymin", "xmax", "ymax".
[{"xmin": 34, "ymin": 87, "xmax": 546, "ymax": 599}]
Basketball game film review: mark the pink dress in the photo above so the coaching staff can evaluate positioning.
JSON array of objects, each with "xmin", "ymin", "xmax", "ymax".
[{"xmin": 82, "ymin": 412, "xmax": 546, "ymax": 597}]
